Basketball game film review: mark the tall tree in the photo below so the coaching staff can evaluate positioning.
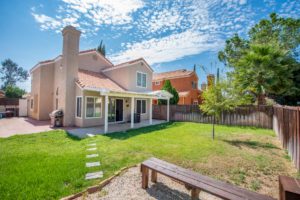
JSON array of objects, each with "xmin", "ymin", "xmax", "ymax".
[
  {"xmin": 158, "ymin": 80, "xmax": 179, "ymax": 105},
  {"xmin": 0, "ymin": 59, "xmax": 28, "ymax": 90},
  {"xmin": 218, "ymin": 13, "xmax": 300, "ymax": 105},
  {"xmin": 97, "ymin": 40, "xmax": 106, "ymax": 57}
]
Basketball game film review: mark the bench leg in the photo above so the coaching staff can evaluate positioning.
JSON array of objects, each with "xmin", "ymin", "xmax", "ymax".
[
  {"xmin": 151, "ymin": 170, "xmax": 157, "ymax": 183},
  {"xmin": 141, "ymin": 165, "xmax": 149, "ymax": 189},
  {"xmin": 191, "ymin": 188, "xmax": 200, "ymax": 200}
]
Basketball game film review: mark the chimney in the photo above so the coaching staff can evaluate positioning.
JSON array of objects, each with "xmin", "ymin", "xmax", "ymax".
[
  {"xmin": 207, "ymin": 74, "xmax": 215, "ymax": 88},
  {"xmin": 201, "ymin": 83, "xmax": 207, "ymax": 91},
  {"xmin": 60, "ymin": 25, "xmax": 81, "ymax": 126}
]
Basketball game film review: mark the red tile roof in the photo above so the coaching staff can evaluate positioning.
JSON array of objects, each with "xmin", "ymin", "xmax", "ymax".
[
  {"xmin": 77, "ymin": 69, "xmax": 125, "ymax": 92},
  {"xmin": 153, "ymin": 69, "xmax": 194, "ymax": 81}
]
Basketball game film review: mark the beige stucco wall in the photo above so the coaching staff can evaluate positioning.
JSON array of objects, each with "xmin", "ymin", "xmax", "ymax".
[
  {"xmin": 104, "ymin": 62, "xmax": 153, "ymax": 92},
  {"xmin": 29, "ymin": 68, "xmax": 41, "ymax": 120},
  {"xmin": 78, "ymin": 53, "xmax": 112, "ymax": 72}
]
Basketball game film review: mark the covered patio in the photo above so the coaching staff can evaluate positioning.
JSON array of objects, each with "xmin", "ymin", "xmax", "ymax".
[{"xmin": 68, "ymin": 119, "xmax": 166, "ymax": 138}]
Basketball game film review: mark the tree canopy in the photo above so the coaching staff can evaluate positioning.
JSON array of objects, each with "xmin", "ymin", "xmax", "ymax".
[
  {"xmin": 158, "ymin": 80, "xmax": 179, "ymax": 105},
  {"xmin": 97, "ymin": 40, "xmax": 106, "ymax": 57},
  {"xmin": 0, "ymin": 59, "xmax": 28, "ymax": 90},
  {"xmin": 5, "ymin": 85, "xmax": 26, "ymax": 98},
  {"xmin": 218, "ymin": 13, "xmax": 300, "ymax": 105}
]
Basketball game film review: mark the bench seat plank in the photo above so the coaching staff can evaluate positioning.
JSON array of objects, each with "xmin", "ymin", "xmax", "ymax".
[{"xmin": 142, "ymin": 158, "xmax": 275, "ymax": 200}]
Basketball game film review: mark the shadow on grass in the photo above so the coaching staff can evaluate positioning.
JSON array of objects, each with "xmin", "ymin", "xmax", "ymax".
[
  {"xmin": 104, "ymin": 122, "xmax": 180, "ymax": 140},
  {"xmin": 66, "ymin": 131, "xmax": 82, "ymax": 141},
  {"xmin": 223, "ymin": 139, "xmax": 279, "ymax": 150}
]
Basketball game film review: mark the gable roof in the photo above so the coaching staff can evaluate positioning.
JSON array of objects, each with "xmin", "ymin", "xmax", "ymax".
[
  {"xmin": 102, "ymin": 57, "xmax": 153, "ymax": 73},
  {"xmin": 76, "ymin": 69, "xmax": 125, "ymax": 92},
  {"xmin": 153, "ymin": 69, "xmax": 195, "ymax": 81},
  {"xmin": 30, "ymin": 49, "xmax": 113, "ymax": 73}
]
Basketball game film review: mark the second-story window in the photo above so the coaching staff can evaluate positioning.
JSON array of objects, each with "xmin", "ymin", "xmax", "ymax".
[
  {"xmin": 137, "ymin": 72, "xmax": 147, "ymax": 88},
  {"xmin": 155, "ymin": 81, "xmax": 160, "ymax": 86},
  {"xmin": 192, "ymin": 81, "xmax": 197, "ymax": 89}
]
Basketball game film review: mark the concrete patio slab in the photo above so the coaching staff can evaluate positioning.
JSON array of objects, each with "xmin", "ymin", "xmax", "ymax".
[
  {"xmin": 87, "ymin": 147, "xmax": 97, "ymax": 151},
  {"xmin": 68, "ymin": 119, "xmax": 166, "ymax": 138}
]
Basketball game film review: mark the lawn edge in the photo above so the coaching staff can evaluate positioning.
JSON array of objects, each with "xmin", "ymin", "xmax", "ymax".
[{"xmin": 60, "ymin": 164, "xmax": 138, "ymax": 200}]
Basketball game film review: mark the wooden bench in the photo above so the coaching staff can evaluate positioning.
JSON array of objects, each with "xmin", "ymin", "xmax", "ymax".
[{"xmin": 141, "ymin": 157, "xmax": 275, "ymax": 200}]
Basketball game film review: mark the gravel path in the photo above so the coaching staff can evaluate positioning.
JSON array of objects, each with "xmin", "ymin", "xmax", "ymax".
[{"xmin": 76, "ymin": 166, "xmax": 221, "ymax": 200}]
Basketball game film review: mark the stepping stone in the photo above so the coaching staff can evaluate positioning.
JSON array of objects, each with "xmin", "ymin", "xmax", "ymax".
[
  {"xmin": 87, "ymin": 143, "xmax": 96, "ymax": 146},
  {"xmin": 86, "ymin": 154, "xmax": 99, "ymax": 158},
  {"xmin": 85, "ymin": 171, "xmax": 103, "ymax": 180},
  {"xmin": 87, "ymin": 147, "xmax": 97, "ymax": 151},
  {"xmin": 87, "ymin": 134, "xmax": 95, "ymax": 137},
  {"xmin": 86, "ymin": 161, "xmax": 101, "ymax": 167}
]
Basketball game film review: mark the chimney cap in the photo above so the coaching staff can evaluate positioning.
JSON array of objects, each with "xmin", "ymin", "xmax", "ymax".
[{"xmin": 62, "ymin": 25, "xmax": 81, "ymax": 36}]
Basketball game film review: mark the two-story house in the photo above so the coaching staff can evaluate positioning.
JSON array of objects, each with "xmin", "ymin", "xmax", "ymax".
[
  {"xmin": 152, "ymin": 69, "xmax": 202, "ymax": 105},
  {"xmin": 28, "ymin": 26, "xmax": 172, "ymax": 133}
]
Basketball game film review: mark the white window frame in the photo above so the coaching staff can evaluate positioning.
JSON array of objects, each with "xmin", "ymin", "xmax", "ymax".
[
  {"xmin": 85, "ymin": 96, "xmax": 102, "ymax": 119},
  {"xmin": 136, "ymin": 99, "xmax": 147, "ymax": 115},
  {"xmin": 155, "ymin": 81, "xmax": 160, "ymax": 86},
  {"xmin": 136, "ymin": 71, "xmax": 147, "ymax": 88},
  {"xmin": 76, "ymin": 96, "xmax": 82, "ymax": 118}
]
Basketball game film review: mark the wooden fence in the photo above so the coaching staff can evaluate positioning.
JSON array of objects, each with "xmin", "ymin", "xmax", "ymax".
[
  {"xmin": 153, "ymin": 105, "xmax": 273, "ymax": 129},
  {"xmin": 273, "ymin": 105, "xmax": 300, "ymax": 170},
  {"xmin": 0, "ymin": 98, "xmax": 19, "ymax": 117}
]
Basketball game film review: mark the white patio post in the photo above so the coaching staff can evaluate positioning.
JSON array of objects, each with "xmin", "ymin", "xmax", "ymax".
[
  {"xmin": 149, "ymin": 98, "xmax": 153, "ymax": 125},
  {"xmin": 167, "ymin": 98, "xmax": 170, "ymax": 122},
  {"xmin": 131, "ymin": 97, "xmax": 134, "ymax": 128},
  {"xmin": 104, "ymin": 95, "xmax": 108, "ymax": 133}
]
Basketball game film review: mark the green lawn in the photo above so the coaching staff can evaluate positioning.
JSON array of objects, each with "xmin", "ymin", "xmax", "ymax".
[{"xmin": 0, "ymin": 122, "xmax": 297, "ymax": 199}]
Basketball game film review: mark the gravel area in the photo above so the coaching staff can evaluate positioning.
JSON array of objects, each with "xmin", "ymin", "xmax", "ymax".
[{"xmin": 75, "ymin": 166, "xmax": 221, "ymax": 200}]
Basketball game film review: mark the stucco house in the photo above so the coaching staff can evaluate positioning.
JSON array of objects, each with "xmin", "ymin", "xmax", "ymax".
[
  {"xmin": 152, "ymin": 69, "xmax": 202, "ymax": 105},
  {"xmin": 28, "ymin": 26, "xmax": 172, "ymax": 133}
]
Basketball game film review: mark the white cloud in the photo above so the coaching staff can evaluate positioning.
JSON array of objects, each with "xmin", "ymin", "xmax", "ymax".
[{"xmin": 110, "ymin": 30, "xmax": 223, "ymax": 65}]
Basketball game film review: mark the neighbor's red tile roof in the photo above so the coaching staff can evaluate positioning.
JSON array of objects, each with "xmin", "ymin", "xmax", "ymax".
[
  {"xmin": 77, "ymin": 69, "xmax": 125, "ymax": 92},
  {"xmin": 153, "ymin": 69, "xmax": 194, "ymax": 81}
]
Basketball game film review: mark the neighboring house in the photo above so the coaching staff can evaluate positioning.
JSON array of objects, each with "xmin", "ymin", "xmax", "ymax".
[
  {"xmin": 29, "ymin": 26, "xmax": 171, "ymax": 132},
  {"xmin": 152, "ymin": 69, "xmax": 202, "ymax": 105},
  {"xmin": 0, "ymin": 90, "xmax": 5, "ymax": 98}
]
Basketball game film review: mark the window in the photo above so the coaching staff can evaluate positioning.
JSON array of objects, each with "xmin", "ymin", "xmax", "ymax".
[
  {"xmin": 192, "ymin": 81, "xmax": 197, "ymax": 89},
  {"xmin": 76, "ymin": 97, "xmax": 82, "ymax": 118},
  {"xmin": 137, "ymin": 72, "xmax": 147, "ymax": 88},
  {"xmin": 55, "ymin": 98, "xmax": 58, "ymax": 110},
  {"xmin": 86, "ymin": 97, "xmax": 102, "ymax": 118},
  {"xmin": 30, "ymin": 99, "xmax": 33, "ymax": 110},
  {"xmin": 136, "ymin": 99, "xmax": 146, "ymax": 114},
  {"xmin": 193, "ymin": 100, "xmax": 198, "ymax": 105},
  {"xmin": 155, "ymin": 81, "xmax": 160, "ymax": 86}
]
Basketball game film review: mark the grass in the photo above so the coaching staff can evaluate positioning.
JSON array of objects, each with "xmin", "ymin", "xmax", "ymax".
[{"xmin": 0, "ymin": 122, "xmax": 297, "ymax": 199}]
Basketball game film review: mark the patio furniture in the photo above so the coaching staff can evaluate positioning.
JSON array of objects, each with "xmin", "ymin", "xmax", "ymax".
[{"xmin": 141, "ymin": 157, "xmax": 275, "ymax": 200}]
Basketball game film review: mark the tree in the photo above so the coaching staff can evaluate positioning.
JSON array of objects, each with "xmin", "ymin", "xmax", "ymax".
[
  {"xmin": 218, "ymin": 13, "xmax": 300, "ymax": 105},
  {"xmin": 97, "ymin": 40, "xmax": 106, "ymax": 57},
  {"xmin": 5, "ymin": 85, "xmax": 26, "ymax": 98},
  {"xmin": 0, "ymin": 59, "xmax": 28, "ymax": 89},
  {"xmin": 200, "ymin": 78, "xmax": 241, "ymax": 139},
  {"xmin": 158, "ymin": 80, "xmax": 179, "ymax": 105}
]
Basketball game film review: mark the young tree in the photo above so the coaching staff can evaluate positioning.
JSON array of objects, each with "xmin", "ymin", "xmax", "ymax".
[
  {"xmin": 200, "ymin": 78, "xmax": 243, "ymax": 139},
  {"xmin": 0, "ymin": 59, "xmax": 28, "ymax": 89},
  {"xmin": 97, "ymin": 40, "xmax": 106, "ymax": 57},
  {"xmin": 5, "ymin": 85, "xmax": 26, "ymax": 98},
  {"xmin": 158, "ymin": 80, "xmax": 179, "ymax": 105}
]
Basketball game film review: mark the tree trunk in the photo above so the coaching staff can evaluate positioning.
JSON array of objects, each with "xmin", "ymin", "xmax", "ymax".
[
  {"xmin": 212, "ymin": 116, "xmax": 215, "ymax": 140},
  {"xmin": 257, "ymin": 93, "xmax": 266, "ymax": 105}
]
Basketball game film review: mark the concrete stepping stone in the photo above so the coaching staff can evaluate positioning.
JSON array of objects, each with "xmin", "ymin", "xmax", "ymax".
[
  {"xmin": 87, "ymin": 134, "xmax": 95, "ymax": 137},
  {"xmin": 86, "ymin": 161, "xmax": 101, "ymax": 167},
  {"xmin": 85, "ymin": 171, "xmax": 103, "ymax": 180},
  {"xmin": 87, "ymin": 147, "xmax": 97, "ymax": 151},
  {"xmin": 87, "ymin": 143, "xmax": 96, "ymax": 146},
  {"xmin": 86, "ymin": 154, "xmax": 99, "ymax": 158}
]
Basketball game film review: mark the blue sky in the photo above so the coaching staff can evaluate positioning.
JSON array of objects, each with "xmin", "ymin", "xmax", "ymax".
[{"xmin": 0, "ymin": 0, "xmax": 299, "ymax": 92}]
